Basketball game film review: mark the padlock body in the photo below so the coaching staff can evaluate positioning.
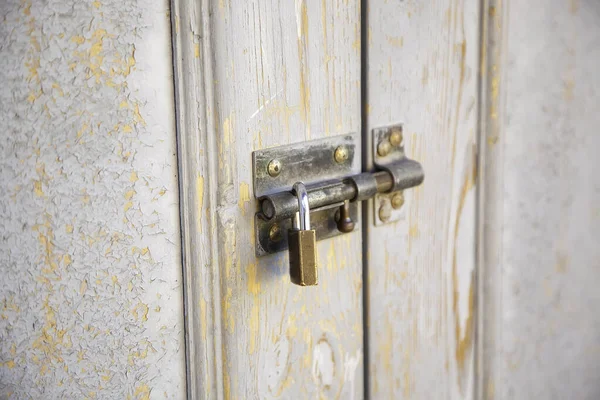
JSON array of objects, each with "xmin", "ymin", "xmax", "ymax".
[{"xmin": 288, "ymin": 229, "xmax": 318, "ymax": 286}]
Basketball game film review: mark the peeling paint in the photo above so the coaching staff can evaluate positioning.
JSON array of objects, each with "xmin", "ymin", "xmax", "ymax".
[{"xmin": 0, "ymin": 0, "xmax": 186, "ymax": 397}]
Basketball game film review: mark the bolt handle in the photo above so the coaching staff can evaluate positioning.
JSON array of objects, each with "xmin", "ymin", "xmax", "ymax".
[{"xmin": 336, "ymin": 200, "xmax": 355, "ymax": 233}]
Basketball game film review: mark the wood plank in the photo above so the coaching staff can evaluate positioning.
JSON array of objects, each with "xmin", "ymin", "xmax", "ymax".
[
  {"xmin": 365, "ymin": 1, "xmax": 480, "ymax": 398},
  {"xmin": 200, "ymin": 0, "xmax": 364, "ymax": 398}
]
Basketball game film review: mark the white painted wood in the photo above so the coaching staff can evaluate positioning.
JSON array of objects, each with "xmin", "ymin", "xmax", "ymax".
[
  {"xmin": 175, "ymin": 0, "xmax": 364, "ymax": 398},
  {"xmin": 0, "ymin": 0, "xmax": 186, "ymax": 398},
  {"xmin": 171, "ymin": 0, "xmax": 225, "ymax": 398},
  {"xmin": 365, "ymin": 1, "xmax": 480, "ymax": 398},
  {"xmin": 497, "ymin": 1, "xmax": 600, "ymax": 398}
]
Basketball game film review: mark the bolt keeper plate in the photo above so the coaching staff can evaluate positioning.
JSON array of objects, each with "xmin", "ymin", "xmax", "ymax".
[
  {"xmin": 253, "ymin": 134, "xmax": 361, "ymax": 256},
  {"xmin": 373, "ymin": 124, "xmax": 408, "ymax": 225}
]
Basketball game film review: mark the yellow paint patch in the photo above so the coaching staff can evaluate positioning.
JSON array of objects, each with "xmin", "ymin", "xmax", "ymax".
[
  {"xmin": 81, "ymin": 190, "xmax": 90, "ymax": 204},
  {"xmin": 71, "ymin": 35, "xmax": 85, "ymax": 45},
  {"xmin": 247, "ymin": 262, "xmax": 260, "ymax": 295},
  {"xmin": 194, "ymin": 43, "xmax": 200, "ymax": 58},
  {"xmin": 124, "ymin": 190, "xmax": 136, "ymax": 200},
  {"xmin": 93, "ymin": 0, "xmax": 101, "ymax": 8},
  {"xmin": 238, "ymin": 182, "xmax": 250, "ymax": 213},
  {"xmin": 193, "ymin": 173, "xmax": 204, "ymax": 232},
  {"xmin": 133, "ymin": 103, "xmax": 146, "ymax": 126},
  {"xmin": 63, "ymin": 254, "xmax": 72, "ymax": 266},
  {"xmin": 222, "ymin": 117, "xmax": 232, "ymax": 145},
  {"xmin": 248, "ymin": 302, "xmax": 259, "ymax": 354},
  {"xmin": 221, "ymin": 287, "xmax": 235, "ymax": 333},
  {"xmin": 80, "ymin": 280, "xmax": 87, "ymax": 295},
  {"xmin": 199, "ymin": 297, "xmax": 207, "ymax": 341},
  {"xmin": 134, "ymin": 383, "xmax": 150, "ymax": 400},
  {"xmin": 77, "ymin": 123, "xmax": 89, "ymax": 138},
  {"xmin": 386, "ymin": 35, "xmax": 404, "ymax": 47},
  {"xmin": 132, "ymin": 302, "xmax": 149, "ymax": 322},
  {"xmin": 124, "ymin": 201, "xmax": 133, "ymax": 212},
  {"xmin": 89, "ymin": 29, "xmax": 107, "ymax": 57},
  {"xmin": 129, "ymin": 171, "xmax": 138, "ymax": 182},
  {"xmin": 119, "ymin": 100, "xmax": 129, "ymax": 109},
  {"xmin": 122, "ymin": 124, "xmax": 133, "ymax": 133},
  {"xmin": 33, "ymin": 180, "xmax": 44, "ymax": 197}
]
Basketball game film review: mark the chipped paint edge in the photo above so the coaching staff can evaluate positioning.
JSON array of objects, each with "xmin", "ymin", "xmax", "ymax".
[
  {"xmin": 475, "ymin": 0, "xmax": 508, "ymax": 398},
  {"xmin": 171, "ymin": 0, "xmax": 224, "ymax": 398}
]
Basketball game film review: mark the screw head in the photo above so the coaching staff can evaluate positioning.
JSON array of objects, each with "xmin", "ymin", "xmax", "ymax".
[
  {"xmin": 269, "ymin": 224, "xmax": 282, "ymax": 242},
  {"xmin": 389, "ymin": 128, "xmax": 403, "ymax": 147},
  {"xmin": 267, "ymin": 159, "xmax": 282, "ymax": 177},
  {"xmin": 377, "ymin": 140, "xmax": 392, "ymax": 157},
  {"xmin": 334, "ymin": 146, "xmax": 349, "ymax": 164},
  {"xmin": 378, "ymin": 201, "xmax": 392, "ymax": 222},
  {"xmin": 391, "ymin": 192, "xmax": 405, "ymax": 209}
]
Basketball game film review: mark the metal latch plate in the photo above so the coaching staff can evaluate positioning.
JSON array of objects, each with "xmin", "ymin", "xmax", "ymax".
[
  {"xmin": 252, "ymin": 134, "xmax": 360, "ymax": 198},
  {"xmin": 253, "ymin": 134, "xmax": 361, "ymax": 256}
]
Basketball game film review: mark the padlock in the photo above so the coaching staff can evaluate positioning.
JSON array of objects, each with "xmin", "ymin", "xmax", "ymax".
[{"xmin": 288, "ymin": 182, "xmax": 318, "ymax": 286}]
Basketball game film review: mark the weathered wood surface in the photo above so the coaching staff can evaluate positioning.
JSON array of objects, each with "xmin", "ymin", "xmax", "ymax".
[
  {"xmin": 477, "ymin": 0, "xmax": 506, "ymax": 398},
  {"xmin": 176, "ymin": 0, "xmax": 364, "ymax": 398},
  {"xmin": 365, "ymin": 1, "xmax": 480, "ymax": 398},
  {"xmin": 0, "ymin": 0, "xmax": 186, "ymax": 398},
  {"xmin": 497, "ymin": 1, "xmax": 600, "ymax": 398}
]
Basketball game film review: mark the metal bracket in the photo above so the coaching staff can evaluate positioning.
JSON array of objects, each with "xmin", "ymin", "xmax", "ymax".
[
  {"xmin": 253, "ymin": 134, "xmax": 361, "ymax": 256},
  {"xmin": 372, "ymin": 123, "xmax": 422, "ymax": 225}
]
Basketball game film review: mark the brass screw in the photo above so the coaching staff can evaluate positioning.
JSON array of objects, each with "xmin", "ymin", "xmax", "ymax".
[
  {"xmin": 377, "ymin": 140, "xmax": 391, "ymax": 157},
  {"xmin": 269, "ymin": 224, "xmax": 282, "ymax": 242},
  {"xmin": 389, "ymin": 128, "xmax": 403, "ymax": 147},
  {"xmin": 334, "ymin": 146, "xmax": 349, "ymax": 164},
  {"xmin": 378, "ymin": 201, "xmax": 392, "ymax": 222},
  {"xmin": 391, "ymin": 192, "xmax": 404, "ymax": 209},
  {"xmin": 267, "ymin": 159, "xmax": 282, "ymax": 177}
]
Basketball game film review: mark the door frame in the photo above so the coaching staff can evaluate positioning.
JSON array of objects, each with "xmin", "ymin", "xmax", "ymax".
[{"xmin": 171, "ymin": 0, "xmax": 225, "ymax": 398}]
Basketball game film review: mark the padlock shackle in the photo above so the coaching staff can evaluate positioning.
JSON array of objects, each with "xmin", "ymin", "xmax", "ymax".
[{"xmin": 293, "ymin": 182, "xmax": 310, "ymax": 231}]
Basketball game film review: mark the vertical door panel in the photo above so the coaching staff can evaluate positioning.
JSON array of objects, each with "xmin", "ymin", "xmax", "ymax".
[
  {"xmin": 365, "ymin": 1, "xmax": 480, "ymax": 398},
  {"xmin": 209, "ymin": 1, "xmax": 363, "ymax": 398}
]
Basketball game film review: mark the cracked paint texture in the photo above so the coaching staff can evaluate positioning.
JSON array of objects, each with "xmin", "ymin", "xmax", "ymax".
[{"xmin": 0, "ymin": 0, "xmax": 186, "ymax": 398}]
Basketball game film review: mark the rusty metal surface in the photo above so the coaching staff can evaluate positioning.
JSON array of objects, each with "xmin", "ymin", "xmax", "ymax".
[
  {"xmin": 252, "ymin": 133, "xmax": 360, "ymax": 198},
  {"xmin": 255, "ymin": 202, "xmax": 359, "ymax": 257},
  {"xmin": 372, "ymin": 124, "xmax": 424, "ymax": 225}
]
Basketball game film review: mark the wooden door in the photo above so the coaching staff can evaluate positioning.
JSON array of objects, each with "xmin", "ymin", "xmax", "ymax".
[
  {"xmin": 173, "ymin": 1, "xmax": 364, "ymax": 398},
  {"xmin": 364, "ymin": 1, "xmax": 480, "ymax": 399}
]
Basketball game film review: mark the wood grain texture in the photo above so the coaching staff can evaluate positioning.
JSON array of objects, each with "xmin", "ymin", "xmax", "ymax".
[
  {"xmin": 499, "ymin": 1, "xmax": 600, "ymax": 398},
  {"xmin": 188, "ymin": 0, "xmax": 364, "ymax": 398},
  {"xmin": 0, "ymin": 0, "xmax": 186, "ymax": 398},
  {"xmin": 364, "ymin": 1, "xmax": 480, "ymax": 398}
]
